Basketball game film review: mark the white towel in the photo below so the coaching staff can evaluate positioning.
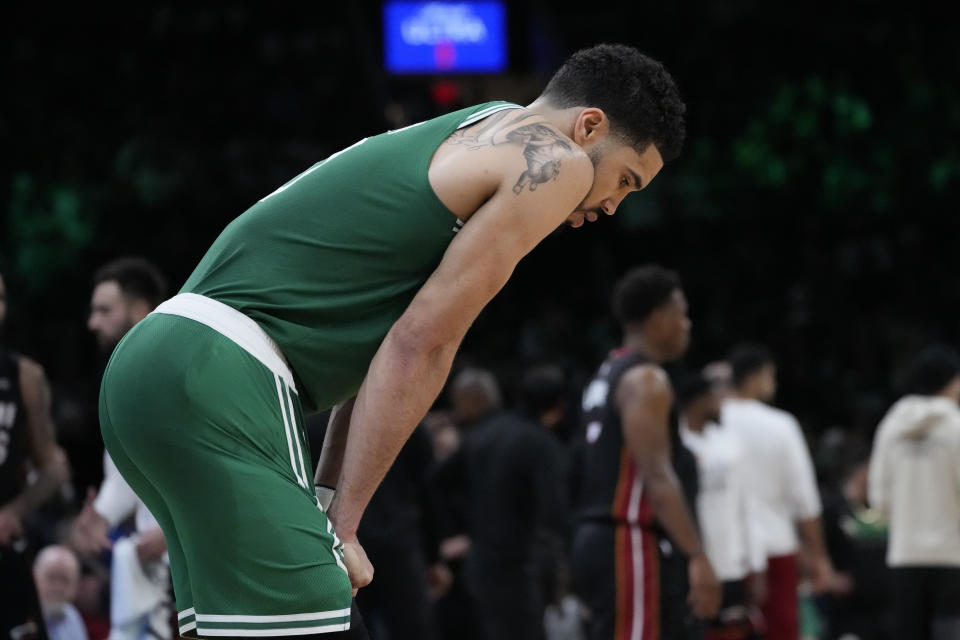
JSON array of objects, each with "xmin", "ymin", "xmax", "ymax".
[{"xmin": 109, "ymin": 535, "xmax": 171, "ymax": 640}]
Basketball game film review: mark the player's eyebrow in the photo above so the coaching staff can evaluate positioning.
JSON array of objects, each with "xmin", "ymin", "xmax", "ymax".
[{"xmin": 629, "ymin": 168, "xmax": 645, "ymax": 190}]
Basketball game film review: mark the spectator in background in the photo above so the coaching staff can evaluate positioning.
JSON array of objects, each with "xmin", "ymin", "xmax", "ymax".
[
  {"xmin": 73, "ymin": 559, "xmax": 110, "ymax": 640},
  {"xmin": 0, "ymin": 271, "xmax": 71, "ymax": 640},
  {"xmin": 679, "ymin": 373, "xmax": 765, "ymax": 640},
  {"xmin": 436, "ymin": 367, "xmax": 567, "ymax": 640},
  {"xmin": 423, "ymin": 411, "xmax": 461, "ymax": 462},
  {"xmin": 868, "ymin": 344, "xmax": 960, "ymax": 640},
  {"xmin": 821, "ymin": 445, "xmax": 891, "ymax": 640},
  {"xmin": 722, "ymin": 344, "xmax": 840, "ymax": 640},
  {"xmin": 34, "ymin": 545, "xmax": 89, "ymax": 640},
  {"xmin": 424, "ymin": 409, "xmax": 478, "ymax": 640},
  {"xmin": 69, "ymin": 258, "xmax": 173, "ymax": 640},
  {"xmin": 517, "ymin": 365, "xmax": 582, "ymax": 640}
]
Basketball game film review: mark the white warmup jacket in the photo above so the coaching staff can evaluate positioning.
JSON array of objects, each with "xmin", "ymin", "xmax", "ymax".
[{"xmin": 868, "ymin": 395, "xmax": 960, "ymax": 567}]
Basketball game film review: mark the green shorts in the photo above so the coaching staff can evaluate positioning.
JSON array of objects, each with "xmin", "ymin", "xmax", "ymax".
[{"xmin": 99, "ymin": 293, "xmax": 353, "ymax": 637}]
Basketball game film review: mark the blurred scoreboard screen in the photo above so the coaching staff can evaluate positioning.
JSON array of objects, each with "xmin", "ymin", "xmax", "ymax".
[{"xmin": 384, "ymin": 2, "xmax": 507, "ymax": 74}]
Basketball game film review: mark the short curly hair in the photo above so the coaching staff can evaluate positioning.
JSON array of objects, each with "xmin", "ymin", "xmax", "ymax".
[
  {"xmin": 612, "ymin": 264, "xmax": 682, "ymax": 326},
  {"xmin": 541, "ymin": 44, "xmax": 686, "ymax": 162}
]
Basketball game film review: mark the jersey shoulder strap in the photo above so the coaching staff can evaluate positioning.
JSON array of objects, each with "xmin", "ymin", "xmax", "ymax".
[
  {"xmin": 603, "ymin": 350, "xmax": 650, "ymax": 410},
  {"xmin": 456, "ymin": 101, "xmax": 525, "ymax": 130}
]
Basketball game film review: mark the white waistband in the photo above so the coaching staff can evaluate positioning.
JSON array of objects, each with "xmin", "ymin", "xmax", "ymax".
[{"xmin": 151, "ymin": 293, "xmax": 297, "ymax": 392}]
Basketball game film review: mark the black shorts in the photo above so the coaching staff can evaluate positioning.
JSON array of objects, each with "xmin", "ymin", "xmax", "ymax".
[
  {"xmin": 572, "ymin": 522, "xmax": 660, "ymax": 640},
  {"xmin": 891, "ymin": 565, "xmax": 960, "ymax": 639},
  {"xmin": 0, "ymin": 542, "xmax": 47, "ymax": 640}
]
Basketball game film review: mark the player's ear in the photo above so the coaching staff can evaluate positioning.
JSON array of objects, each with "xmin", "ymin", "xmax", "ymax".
[{"xmin": 573, "ymin": 108, "xmax": 610, "ymax": 146}]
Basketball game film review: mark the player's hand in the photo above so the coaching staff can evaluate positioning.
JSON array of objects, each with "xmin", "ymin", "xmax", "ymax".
[
  {"xmin": 340, "ymin": 538, "xmax": 373, "ymax": 597},
  {"xmin": 0, "ymin": 505, "xmax": 23, "ymax": 545},
  {"xmin": 687, "ymin": 552, "xmax": 722, "ymax": 619},
  {"xmin": 747, "ymin": 570, "xmax": 768, "ymax": 606},
  {"xmin": 136, "ymin": 526, "xmax": 168, "ymax": 564},
  {"xmin": 68, "ymin": 487, "xmax": 112, "ymax": 555},
  {"xmin": 427, "ymin": 562, "xmax": 454, "ymax": 600},
  {"xmin": 809, "ymin": 555, "xmax": 851, "ymax": 595},
  {"xmin": 439, "ymin": 534, "xmax": 471, "ymax": 561}
]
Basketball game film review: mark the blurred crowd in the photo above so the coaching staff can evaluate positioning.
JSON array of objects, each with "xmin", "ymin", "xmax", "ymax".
[{"xmin": 2, "ymin": 258, "xmax": 959, "ymax": 640}]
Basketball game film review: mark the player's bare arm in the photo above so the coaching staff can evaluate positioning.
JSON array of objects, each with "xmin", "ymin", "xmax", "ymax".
[
  {"xmin": 0, "ymin": 358, "xmax": 69, "ymax": 536},
  {"xmin": 327, "ymin": 123, "xmax": 593, "ymax": 589},
  {"xmin": 617, "ymin": 363, "xmax": 721, "ymax": 618}
]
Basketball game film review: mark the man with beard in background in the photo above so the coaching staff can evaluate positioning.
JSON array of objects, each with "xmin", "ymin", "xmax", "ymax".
[{"xmin": 70, "ymin": 258, "xmax": 173, "ymax": 640}]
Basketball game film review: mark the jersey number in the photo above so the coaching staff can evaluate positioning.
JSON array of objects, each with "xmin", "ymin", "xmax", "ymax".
[
  {"xmin": 582, "ymin": 379, "xmax": 610, "ymax": 443},
  {"xmin": 0, "ymin": 402, "xmax": 17, "ymax": 466}
]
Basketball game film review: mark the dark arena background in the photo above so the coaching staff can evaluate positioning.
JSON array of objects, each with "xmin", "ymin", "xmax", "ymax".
[{"xmin": 2, "ymin": 3, "xmax": 960, "ymax": 640}]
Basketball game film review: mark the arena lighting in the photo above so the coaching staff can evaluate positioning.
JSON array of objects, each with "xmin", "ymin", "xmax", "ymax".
[{"xmin": 383, "ymin": 1, "xmax": 507, "ymax": 74}]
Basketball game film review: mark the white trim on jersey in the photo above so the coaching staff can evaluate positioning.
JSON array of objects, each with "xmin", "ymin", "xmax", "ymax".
[{"xmin": 456, "ymin": 103, "xmax": 525, "ymax": 130}]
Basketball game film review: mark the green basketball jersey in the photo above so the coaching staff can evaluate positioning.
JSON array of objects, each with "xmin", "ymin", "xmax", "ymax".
[{"xmin": 182, "ymin": 101, "xmax": 523, "ymax": 413}]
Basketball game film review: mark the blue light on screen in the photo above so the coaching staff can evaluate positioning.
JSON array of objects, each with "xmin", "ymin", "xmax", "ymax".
[{"xmin": 384, "ymin": 2, "xmax": 507, "ymax": 74}]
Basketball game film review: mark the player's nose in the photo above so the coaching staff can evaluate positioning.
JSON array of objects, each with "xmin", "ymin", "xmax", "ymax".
[{"xmin": 602, "ymin": 195, "xmax": 626, "ymax": 215}]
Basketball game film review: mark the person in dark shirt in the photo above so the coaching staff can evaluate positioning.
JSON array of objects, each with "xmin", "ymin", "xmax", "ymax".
[
  {"xmin": 821, "ymin": 447, "xmax": 892, "ymax": 640},
  {"xmin": 435, "ymin": 367, "xmax": 567, "ymax": 640},
  {"xmin": 355, "ymin": 425, "xmax": 443, "ymax": 640},
  {"xmin": 518, "ymin": 365, "xmax": 577, "ymax": 627}
]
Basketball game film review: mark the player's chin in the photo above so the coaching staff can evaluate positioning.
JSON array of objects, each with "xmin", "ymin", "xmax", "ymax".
[{"xmin": 566, "ymin": 211, "xmax": 599, "ymax": 229}]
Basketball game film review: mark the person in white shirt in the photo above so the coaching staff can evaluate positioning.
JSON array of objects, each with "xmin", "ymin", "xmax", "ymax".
[
  {"xmin": 68, "ymin": 258, "xmax": 172, "ymax": 640},
  {"xmin": 869, "ymin": 344, "xmax": 960, "ymax": 640},
  {"xmin": 721, "ymin": 344, "xmax": 838, "ymax": 640},
  {"xmin": 678, "ymin": 373, "xmax": 765, "ymax": 640}
]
